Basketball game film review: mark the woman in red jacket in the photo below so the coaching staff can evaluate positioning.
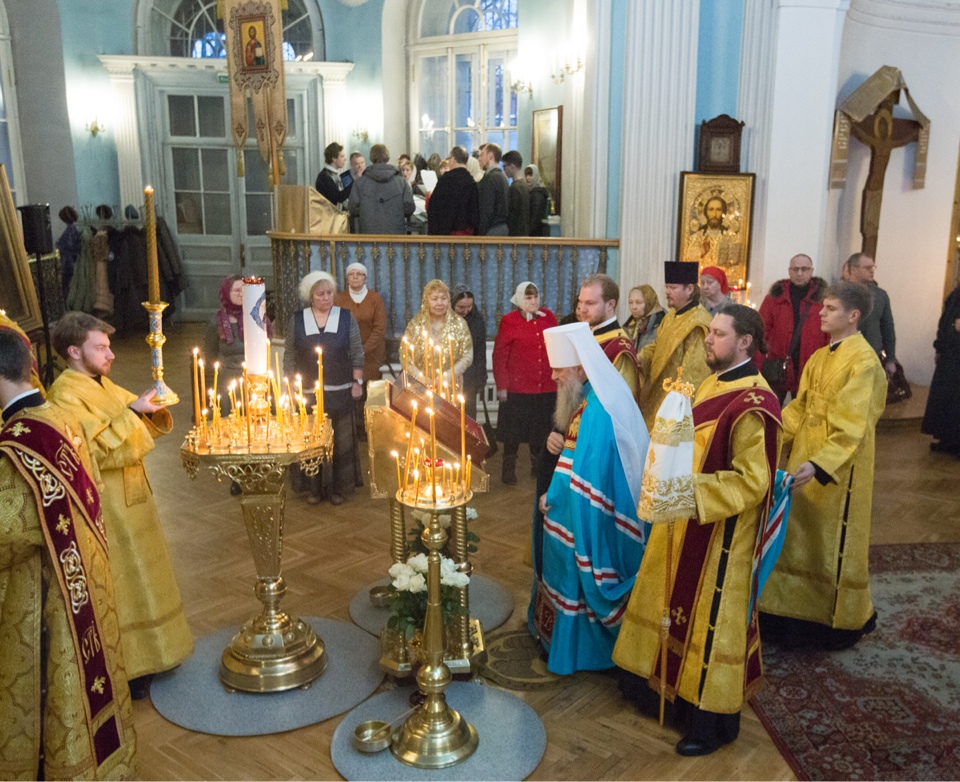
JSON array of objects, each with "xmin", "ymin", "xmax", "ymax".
[{"xmin": 493, "ymin": 282, "xmax": 558, "ymax": 484}]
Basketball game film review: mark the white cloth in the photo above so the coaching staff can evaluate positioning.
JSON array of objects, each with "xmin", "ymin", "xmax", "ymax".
[
  {"xmin": 349, "ymin": 287, "xmax": 368, "ymax": 303},
  {"xmin": 637, "ymin": 389, "xmax": 696, "ymax": 524},
  {"xmin": 510, "ymin": 281, "xmax": 546, "ymax": 320},
  {"xmin": 543, "ymin": 322, "xmax": 649, "ymax": 506}
]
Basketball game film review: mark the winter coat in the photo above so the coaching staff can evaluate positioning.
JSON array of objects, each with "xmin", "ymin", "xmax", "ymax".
[{"xmin": 347, "ymin": 164, "xmax": 414, "ymax": 234}]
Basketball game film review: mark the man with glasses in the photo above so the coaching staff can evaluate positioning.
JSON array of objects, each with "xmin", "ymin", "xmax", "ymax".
[
  {"xmin": 842, "ymin": 253, "xmax": 898, "ymax": 377},
  {"xmin": 758, "ymin": 254, "xmax": 829, "ymax": 402}
]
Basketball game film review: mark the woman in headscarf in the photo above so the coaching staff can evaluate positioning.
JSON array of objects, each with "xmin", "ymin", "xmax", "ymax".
[
  {"xmin": 204, "ymin": 274, "xmax": 273, "ymax": 416},
  {"xmin": 334, "ymin": 262, "xmax": 387, "ymax": 440},
  {"xmin": 402, "ymin": 280, "xmax": 473, "ymax": 391},
  {"xmin": 623, "ymin": 284, "xmax": 665, "ymax": 352},
  {"xmin": 452, "ymin": 285, "xmax": 487, "ymax": 421},
  {"xmin": 525, "ymin": 164, "xmax": 550, "ymax": 237},
  {"xmin": 283, "ymin": 271, "xmax": 364, "ymax": 506},
  {"xmin": 492, "ymin": 281, "xmax": 558, "ymax": 484}
]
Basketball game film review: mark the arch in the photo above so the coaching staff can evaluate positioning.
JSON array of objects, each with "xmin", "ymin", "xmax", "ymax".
[{"xmin": 135, "ymin": 0, "xmax": 325, "ymax": 60}]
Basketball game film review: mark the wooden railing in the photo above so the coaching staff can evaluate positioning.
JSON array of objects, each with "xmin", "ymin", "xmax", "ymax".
[{"xmin": 268, "ymin": 232, "xmax": 619, "ymax": 342}]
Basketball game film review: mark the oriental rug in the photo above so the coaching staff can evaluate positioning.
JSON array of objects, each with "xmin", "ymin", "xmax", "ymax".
[{"xmin": 751, "ymin": 542, "xmax": 960, "ymax": 781}]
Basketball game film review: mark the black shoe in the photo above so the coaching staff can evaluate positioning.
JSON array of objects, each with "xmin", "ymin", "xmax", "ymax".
[
  {"xmin": 676, "ymin": 737, "xmax": 722, "ymax": 757},
  {"xmin": 502, "ymin": 456, "xmax": 517, "ymax": 485},
  {"xmin": 330, "ymin": 493, "xmax": 345, "ymax": 506},
  {"xmin": 128, "ymin": 675, "xmax": 153, "ymax": 701}
]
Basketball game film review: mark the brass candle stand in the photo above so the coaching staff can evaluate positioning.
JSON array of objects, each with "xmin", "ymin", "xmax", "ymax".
[
  {"xmin": 181, "ymin": 404, "xmax": 333, "ymax": 693},
  {"xmin": 143, "ymin": 301, "xmax": 179, "ymax": 406},
  {"xmin": 390, "ymin": 491, "xmax": 479, "ymax": 769}
]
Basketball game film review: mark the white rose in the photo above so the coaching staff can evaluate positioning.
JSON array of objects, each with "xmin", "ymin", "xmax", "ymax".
[
  {"xmin": 466, "ymin": 507, "xmax": 478, "ymax": 521},
  {"xmin": 408, "ymin": 553, "xmax": 429, "ymax": 573},
  {"xmin": 393, "ymin": 571, "xmax": 412, "ymax": 591},
  {"xmin": 388, "ymin": 562, "xmax": 410, "ymax": 580},
  {"xmin": 408, "ymin": 573, "xmax": 427, "ymax": 593},
  {"xmin": 441, "ymin": 570, "xmax": 470, "ymax": 588}
]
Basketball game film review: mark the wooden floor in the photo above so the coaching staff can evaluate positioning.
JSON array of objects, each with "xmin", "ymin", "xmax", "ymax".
[{"xmin": 101, "ymin": 322, "xmax": 960, "ymax": 781}]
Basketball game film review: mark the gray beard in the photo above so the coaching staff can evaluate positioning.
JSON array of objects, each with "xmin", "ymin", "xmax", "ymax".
[{"xmin": 554, "ymin": 377, "xmax": 585, "ymax": 433}]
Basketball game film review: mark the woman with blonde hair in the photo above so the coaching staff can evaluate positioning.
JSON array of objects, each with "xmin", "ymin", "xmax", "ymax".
[
  {"xmin": 284, "ymin": 271, "xmax": 364, "ymax": 505},
  {"xmin": 402, "ymin": 279, "xmax": 473, "ymax": 390},
  {"xmin": 623, "ymin": 284, "xmax": 665, "ymax": 352}
]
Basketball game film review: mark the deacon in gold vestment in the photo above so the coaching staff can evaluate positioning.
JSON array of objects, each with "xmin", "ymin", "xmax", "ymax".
[
  {"xmin": 615, "ymin": 305, "xmax": 782, "ymax": 756},
  {"xmin": 48, "ymin": 313, "xmax": 193, "ymax": 686},
  {"xmin": 0, "ymin": 331, "xmax": 137, "ymax": 780},
  {"xmin": 759, "ymin": 283, "xmax": 887, "ymax": 649},
  {"xmin": 637, "ymin": 262, "xmax": 712, "ymax": 429}
]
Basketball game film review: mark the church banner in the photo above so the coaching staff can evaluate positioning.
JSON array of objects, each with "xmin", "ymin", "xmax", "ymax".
[{"xmin": 221, "ymin": 0, "xmax": 288, "ymax": 181}]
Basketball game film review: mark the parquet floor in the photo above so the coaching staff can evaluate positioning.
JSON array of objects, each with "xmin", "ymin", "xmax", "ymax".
[{"xmin": 102, "ymin": 322, "xmax": 960, "ymax": 781}]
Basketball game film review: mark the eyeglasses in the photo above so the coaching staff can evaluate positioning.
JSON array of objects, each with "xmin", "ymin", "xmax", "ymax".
[{"xmin": 789, "ymin": 267, "xmax": 813, "ymax": 272}]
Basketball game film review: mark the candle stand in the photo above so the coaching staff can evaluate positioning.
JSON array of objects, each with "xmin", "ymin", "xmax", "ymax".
[
  {"xmin": 181, "ymin": 406, "xmax": 333, "ymax": 693},
  {"xmin": 390, "ymin": 490, "xmax": 479, "ymax": 769}
]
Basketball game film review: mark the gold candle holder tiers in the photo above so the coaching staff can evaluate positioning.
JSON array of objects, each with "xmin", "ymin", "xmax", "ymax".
[
  {"xmin": 143, "ymin": 301, "xmax": 179, "ymax": 407},
  {"xmin": 181, "ymin": 413, "xmax": 333, "ymax": 692},
  {"xmin": 390, "ymin": 496, "xmax": 479, "ymax": 769}
]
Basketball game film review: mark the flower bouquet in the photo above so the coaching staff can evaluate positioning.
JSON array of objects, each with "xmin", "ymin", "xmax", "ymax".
[{"xmin": 385, "ymin": 553, "xmax": 470, "ymax": 644}]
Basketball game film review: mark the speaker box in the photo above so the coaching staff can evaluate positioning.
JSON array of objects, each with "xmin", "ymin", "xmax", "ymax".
[{"xmin": 18, "ymin": 203, "xmax": 53, "ymax": 255}]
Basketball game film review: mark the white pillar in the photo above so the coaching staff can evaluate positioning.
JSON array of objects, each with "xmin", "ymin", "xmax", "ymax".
[
  {"xmin": 760, "ymin": 0, "xmax": 848, "ymax": 289},
  {"xmin": 584, "ymin": 0, "xmax": 612, "ymax": 239},
  {"xmin": 99, "ymin": 56, "xmax": 144, "ymax": 208},
  {"xmin": 737, "ymin": 0, "xmax": 779, "ymax": 291},
  {"xmin": 319, "ymin": 63, "xmax": 354, "ymax": 147},
  {"xmin": 618, "ymin": 1, "xmax": 700, "ymax": 295}
]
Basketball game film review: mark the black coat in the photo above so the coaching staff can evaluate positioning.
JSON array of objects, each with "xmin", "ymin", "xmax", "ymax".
[
  {"xmin": 922, "ymin": 286, "xmax": 960, "ymax": 445},
  {"xmin": 427, "ymin": 168, "xmax": 479, "ymax": 235}
]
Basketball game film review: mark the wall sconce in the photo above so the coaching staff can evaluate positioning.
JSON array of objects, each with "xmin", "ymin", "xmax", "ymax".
[
  {"xmin": 510, "ymin": 78, "xmax": 533, "ymax": 97},
  {"xmin": 352, "ymin": 126, "xmax": 369, "ymax": 144},
  {"xmin": 86, "ymin": 118, "xmax": 105, "ymax": 138},
  {"xmin": 551, "ymin": 56, "xmax": 584, "ymax": 84}
]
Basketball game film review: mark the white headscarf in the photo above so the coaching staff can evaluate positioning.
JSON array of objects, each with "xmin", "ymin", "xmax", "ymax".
[
  {"xmin": 544, "ymin": 322, "xmax": 649, "ymax": 507},
  {"xmin": 346, "ymin": 262, "xmax": 368, "ymax": 303},
  {"xmin": 525, "ymin": 163, "xmax": 541, "ymax": 188},
  {"xmin": 510, "ymin": 281, "xmax": 547, "ymax": 320}
]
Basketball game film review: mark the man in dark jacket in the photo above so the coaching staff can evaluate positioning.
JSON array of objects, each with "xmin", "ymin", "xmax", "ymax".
[
  {"xmin": 842, "ymin": 252, "xmax": 898, "ymax": 377},
  {"xmin": 347, "ymin": 144, "xmax": 415, "ymax": 235},
  {"xmin": 427, "ymin": 146, "xmax": 479, "ymax": 235},
  {"xmin": 477, "ymin": 143, "xmax": 509, "ymax": 236},
  {"xmin": 758, "ymin": 253, "xmax": 829, "ymax": 401},
  {"xmin": 315, "ymin": 142, "xmax": 352, "ymax": 209},
  {"xmin": 502, "ymin": 150, "xmax": 530, "ymax": 236}
]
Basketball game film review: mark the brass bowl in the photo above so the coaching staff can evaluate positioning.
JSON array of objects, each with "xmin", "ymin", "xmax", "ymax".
[
  {"xmin": 353, "ymin": 720, "xmax": 393, "ymax": 753},
  {"xmin": 369, "ymin": 585, "xmax": 393, "ymax": 609}
]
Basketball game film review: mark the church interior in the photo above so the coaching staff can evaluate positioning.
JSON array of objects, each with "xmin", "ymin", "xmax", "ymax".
[{"xmin": 2, "ymin": 0, "xmax": 960, "ymax": 779}]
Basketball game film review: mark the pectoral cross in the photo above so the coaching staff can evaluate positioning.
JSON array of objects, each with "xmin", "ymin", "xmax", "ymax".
[{"xmin": 850, "ymin": 91, "xmax": 922, "ymax": 258}]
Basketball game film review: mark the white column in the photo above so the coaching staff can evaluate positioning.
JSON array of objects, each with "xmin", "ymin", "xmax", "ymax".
[
  {"xmin": 585, "ymin": 0, "xmax": 612, "ymax": 238},
  {"xmin": 737, "ymin": 0, "xmax": 779, "ymax": 291},
  {"xmin": 318, "ymin": 63, "xmax": 354, "ymax": 147},
  {"xmin": 99, "ymin": 56, "xmax": 144, "ymax": 208},
  {"xmin": 618, "ymin": 1, "xmax": 700, "ymax": 295},
  {"xmin": 760, "ymin": 0, "xmax": 848, "ymax": 289}
]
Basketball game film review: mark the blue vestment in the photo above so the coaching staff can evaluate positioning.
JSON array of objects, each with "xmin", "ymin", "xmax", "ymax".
[{"xmin": 529, "ymin": 383, "xmax": 649, "ymax": 674}]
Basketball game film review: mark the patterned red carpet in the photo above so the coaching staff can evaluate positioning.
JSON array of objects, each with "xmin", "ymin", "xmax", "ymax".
[{"xmin": 751, "ymin": 543, "xmax": 960, "ymax": 781}]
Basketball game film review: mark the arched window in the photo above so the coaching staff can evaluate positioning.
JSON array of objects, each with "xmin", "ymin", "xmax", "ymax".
[
  {"xmin": 148, "ymin": 0, "xmax": 323, "ymax": 61},
  {"xmin": 410, "ymin": 0, "xmax": 518, "ymax": 159}
]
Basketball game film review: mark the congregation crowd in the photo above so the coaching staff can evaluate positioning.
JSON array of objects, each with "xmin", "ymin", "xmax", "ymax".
[{"xmin": 3, "ymin": 140, "xmax": 960, "ymax": 777}]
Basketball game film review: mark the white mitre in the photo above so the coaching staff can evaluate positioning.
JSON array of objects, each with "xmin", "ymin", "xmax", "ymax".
[{"xmin": 542, "ymin": 322, "xmax": 649, "ymax": 506}]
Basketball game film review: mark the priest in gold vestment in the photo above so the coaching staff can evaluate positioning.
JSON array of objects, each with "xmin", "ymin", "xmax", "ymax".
[
  {"xmin": 759, "ymin": 282, "xmax": 887, "ymax": 649},
  {"xmin": 637, "ymin": 262, "xmax": 712, "ymax": 429},
  {"xmin": 48, "ymin": 313, "xmax": 193, "ymax": 693},
  {"xmin": 615, "ymin": 305, "xmax": 782, "ymax": 756},
  {"xmin": 0, "ymin": 331, "xmax": 137, "ymax": 780}
]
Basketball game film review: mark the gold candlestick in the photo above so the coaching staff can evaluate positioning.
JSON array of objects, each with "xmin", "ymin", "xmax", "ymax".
[{"xmin": 192, "ymin": 348, "xmax": 201, "ymax": 426}]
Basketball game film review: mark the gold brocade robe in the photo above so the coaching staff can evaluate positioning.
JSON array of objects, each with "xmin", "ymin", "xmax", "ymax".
[
  {"xmin": 759, "ymin": 334, "xmax": 887, "ymax": 630},
  {"xmin": 402, "ymin": 310, "xmax": 474, "ymax": 382},
  {"xmin": 48, "ymin": 370, "xmax": 193, "ymax": 678},
  {"xmin": 637, "ymin": 304, "xmax": 712, "ymax": 430},
  {"xmin": 595, "ymin": 326, "xmax": 641, "ymax": 403},
  {"xmin": 613, "ymin": 372, "xmax": 782, "ymax": 714},
  {"xmin": 0, "ymin": 403, "xmax": 137, "ymax": 780}
]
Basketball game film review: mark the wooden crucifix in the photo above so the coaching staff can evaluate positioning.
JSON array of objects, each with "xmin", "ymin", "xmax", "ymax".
[{"xmin": 829, "ymin": 66, "xmax": 930, "ymax": 259}]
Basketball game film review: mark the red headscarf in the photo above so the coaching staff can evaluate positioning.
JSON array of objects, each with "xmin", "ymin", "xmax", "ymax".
[
  {"xmin": 700, "ymin": 266, "xmax": 729, "ymax": 295},
  {"xmin": 216, "ymin": 275, "xmax": 272, "ymax": 344}
]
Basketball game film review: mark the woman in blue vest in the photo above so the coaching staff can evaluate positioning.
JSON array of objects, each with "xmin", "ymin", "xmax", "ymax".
[{"xmin": 284, "ymin": 271, "xmax": 364, "ymax": 505}]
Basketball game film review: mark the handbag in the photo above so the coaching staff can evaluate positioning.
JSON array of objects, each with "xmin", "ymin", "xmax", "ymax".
[
  {"xmin": 761, "ymin": 301, "xmax": 811, "ymax": 388},
  {"xmin": 481, "ymin": 394, "xmax": 499, "ymax": 456},
  {"xmin": 886, "ymin": 361, "xmax": 912, "ymax": 405}
]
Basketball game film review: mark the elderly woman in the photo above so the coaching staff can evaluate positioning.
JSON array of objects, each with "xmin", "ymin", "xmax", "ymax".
[
  {"xmin": 452, "ymin": 285, "xmax": 487, "ymax": 421},
  {"xmin": 205, "ymin": 274, "xmax": 273, "ymax": 416},
  {"xmin": 334, "ymin": 262, "xmax": 387, "ymax": 440},
  {"xmin": 284, "ymin": 271, "xmax": 364, "ymax": 505},
  {"xmin": 492, "ymin": 281, "xmax": 557, "ymax": 484},
  {"xmin": 623, "ymin": 284, "xmax": 665, "ymax": 352},
  {"xmin": 402, "ymin": 279, "xmax": 473, "ymax": 391}
]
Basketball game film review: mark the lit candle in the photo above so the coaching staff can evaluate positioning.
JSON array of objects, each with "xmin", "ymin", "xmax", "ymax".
[
  {"xmin": 391, "ymin": 450, "xmax": 401, "ymax": 492},
  {"xmin": 454, "ymin": 462, "xmax": 461, "ymax": 492},
  {"xmin": 198, "ymin": 359, "xmax": 206, "ymax": 410},
  {"xmin": 458, "ymin": 393, "xmax": 466, "ymax": 470},
  {"xmin": 466, "ymin": 454, "xmax": 472, "ymax": 489},
  {"xmin": 242, "ymin": 363, "xmax": 252, "ymax": 446},
  {"xmin": 144, "ymin": 186, "xmax": 160, "ymax": 304},
  {"xmin": 212, "ymin": 361, "xmax": 219, "ymax": 408},
  {"xmin": 285, "ymin": 377, "xmax": 295, "ymax": 421},
  {"xmin": 413, "ymin": 467, "xmax": 421, "ymax": 501},
  {"xmin": 192, "ymin": 348, "xmax": 201, "ymax": 427},
  {"xmin": 314, "ymin": 381, "xmax": 321, "ymax": 436},
  {"xmin": 402, "ymin": 400, "xmax": 418, "ymax": 494}
]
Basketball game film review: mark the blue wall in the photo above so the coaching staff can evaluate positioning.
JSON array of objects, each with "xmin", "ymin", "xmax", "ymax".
[{"xmin": 694, "ymin": 0, "xmax": 743, "ymax": 125}]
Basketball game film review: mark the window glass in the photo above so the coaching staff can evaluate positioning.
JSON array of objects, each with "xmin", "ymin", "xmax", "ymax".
[
  {"xmin": 168, "ymin": 95, "xmax": 197, "ymax": 137},
  {"xmin": 172, "ymin": 147, "xmax": 201, "ymax": 190},
  {"xmin": 197, "ymin": 95, "xmax": 225, "ymax": 138},
  {"xmin": 201, "ymin": 148, "xmax": 229, "ymax": 191}
]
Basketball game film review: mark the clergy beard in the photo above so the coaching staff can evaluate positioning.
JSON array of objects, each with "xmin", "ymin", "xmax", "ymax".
[{"xmin": 553, "ymin": 374, "xmax": 585, "ymax": 432}]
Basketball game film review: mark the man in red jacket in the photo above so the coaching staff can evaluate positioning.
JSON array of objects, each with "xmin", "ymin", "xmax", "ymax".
[{"xmin": 758, "ymin": 254, "xmax": 829, "ymax": 402}]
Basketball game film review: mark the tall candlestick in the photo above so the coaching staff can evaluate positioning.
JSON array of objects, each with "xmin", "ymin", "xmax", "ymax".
[
  {"xmin": 314, "ymin": 381, "xmax": 321, "ymax": 436},
  {"xmin": 212, "ymin": 361, "xmax": 219, "ymax": 406},
  {"xmin": 449, "ymin": 337, "xmax": 456, "ymax": 392},
  {"xmin": 458, "ymin": 393, "xmax": 466, "ymax": 472},
  {"xmin": 192, "ymin": 348, "xmax": 201, "ymax": 427},
  {"xmin": 199, "ymin": 359, "xmax": 206, "ymax": 409},
  {"xmin": 242, "ymin": 364, "xmax": 252, "ymax": 446},
  {"xmin": 144, "ymin": 186, "xmax": 160, "ymax": 304},
  {"xmin": 428, "ymin": 408, "xmax": 437, "ymax": 506},
  {"xmin": 402, "ymin": 400, "xmax": 418, "ymax": 496}
]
